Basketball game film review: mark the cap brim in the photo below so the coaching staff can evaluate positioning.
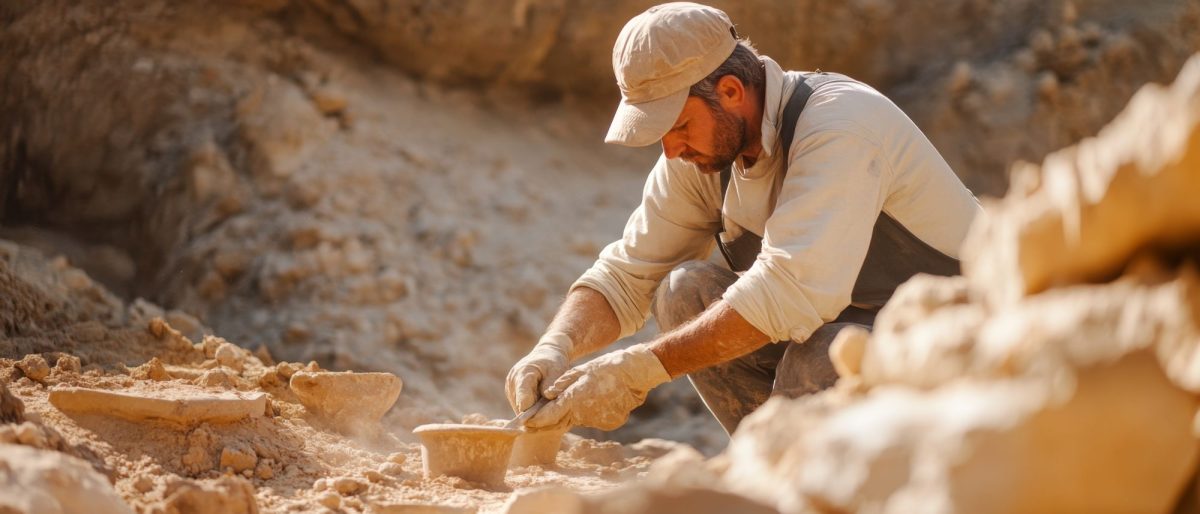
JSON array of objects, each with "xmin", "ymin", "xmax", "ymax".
[{"xmin": 604, "ymin": 88, "xmax": 689, "ymax": 147}]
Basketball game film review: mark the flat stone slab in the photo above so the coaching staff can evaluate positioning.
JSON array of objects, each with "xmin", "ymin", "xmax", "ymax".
[{"xmin": 49, "ymin": 387, "xmax": 267, "ymax": 425}]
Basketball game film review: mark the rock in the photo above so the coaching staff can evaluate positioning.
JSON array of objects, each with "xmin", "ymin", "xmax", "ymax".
[
  {"xmin": 500, "ymin": 487, "xmax": 582, "ymax": 514},
  {"xmin": 49, "ymin": 387, "xmax": 267, "ymax": 426},
  {"xmin": 288, "ymin": 371, "xmax": 402, "ymax": 436},
  {"xmin": 331, "ymin": 476, "xmax": 365, "ymax": 495},
  {"xmin": 214, "ymin": 342, "xmax": 244, "ymax": 372},
  {"xmin": 255, "ymin": 459, "xmax": 274, "ymax": 480},
  {"xmin": 963, "ymin": 54, "xmax": 1200, "ymax": 305},
  {"xmin": 14, "ymin": 422, "xmax": 46, "ymax": 448},
  {"xmin": 160, "ymin": 476, "xmax": 258, "ymax": 514},
  {"xmin": 132, "ymin": 357, "xmax": 170, "ymax": 381},
  {"xmin": 133, "ymin": 475, "xmax": 155, "ymax": 494},
  {"xmin": 196, "ymin": 369, "xmax": 234, "ymax": 389},
  {"xmin": 584, "ymin": 483, "xmax": 777, "ymax": 514},
  {"xmin": 220, "ymin": 443, "xmax": 258, "ymax": 473},
  {"xmin": 316, "ymin": 492, "xmax": 340, "ymax": 510},
  {"xmin": 379, "ymin": 463, "xmax": 405, "ymax": 476},
  {"xmin": 16, "ymin": 354, "xmax": 50, "ymax": 382},
  {"xmin": 0, "ymin": 443, "xmax": 134, "ymax": 514},
  {"xmin": 53, "ymin": 354, "xmax": 81, "ymax": 374}
]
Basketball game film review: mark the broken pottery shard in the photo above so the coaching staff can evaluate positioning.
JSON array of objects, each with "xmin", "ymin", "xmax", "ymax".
[
  {"xmin": 963, "ymin": 54, "xmax": 1200, "ymax": 305},
  {"xmin": 48, "ymin": 387, "xmax": 266, "ymax": 425},
  {"xmin": 288, "ymin": 371, "xmax": 402, "ymax": 436}
]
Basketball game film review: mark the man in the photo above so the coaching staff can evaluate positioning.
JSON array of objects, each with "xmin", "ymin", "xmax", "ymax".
[{"xmin": 506, "ymin": 2, "xmax": 980, "ymax": 435}]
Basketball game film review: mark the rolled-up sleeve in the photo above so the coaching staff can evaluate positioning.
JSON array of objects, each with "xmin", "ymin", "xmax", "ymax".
[
  {"xmin": 571, "ymin": 155, "xmax": 720, "ymax": 338},
  {"xmin": 723, "ymin": 123, "xmax": 890, "ymax": 343}
]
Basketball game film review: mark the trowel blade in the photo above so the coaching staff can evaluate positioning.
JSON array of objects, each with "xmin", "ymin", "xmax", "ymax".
[{"xmin": 504, "ymin": 397, "xmax": 549, "ymax": 430}]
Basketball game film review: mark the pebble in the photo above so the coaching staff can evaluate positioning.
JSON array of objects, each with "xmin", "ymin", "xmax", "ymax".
[
  {"xmin": 17, "ymin": 355, "xmax": 50, "ymax": 382},
  {"xmin": 317, "ymin": 492, "xmax": 341, "ymax": 510}
]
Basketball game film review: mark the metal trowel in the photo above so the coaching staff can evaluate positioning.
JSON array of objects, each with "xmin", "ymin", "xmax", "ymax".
[{"xmin": 503, "ymin": 397, "xmax": 549, "ymax": 430}]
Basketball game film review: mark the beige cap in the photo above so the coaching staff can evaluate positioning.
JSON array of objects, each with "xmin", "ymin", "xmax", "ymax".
[{"xmin": 605, "ymin": 2, "xmax": 738, "ymax": 147}]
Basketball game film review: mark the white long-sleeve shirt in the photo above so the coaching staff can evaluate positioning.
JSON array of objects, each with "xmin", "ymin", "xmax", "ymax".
[{"xmin": 573, "ymin": 56, "xmax": 981, "ymax": 343}]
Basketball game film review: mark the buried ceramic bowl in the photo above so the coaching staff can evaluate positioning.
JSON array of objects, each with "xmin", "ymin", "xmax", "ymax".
[{"xmin": 413, "ymin": 424, "xmax": 522, "ymax": 487}]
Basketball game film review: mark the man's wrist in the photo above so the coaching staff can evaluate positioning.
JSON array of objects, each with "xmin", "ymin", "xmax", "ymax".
[
  {"xmin": 627, "ymin": 343, "xmax": 672, "ymax": 387},
  {"xmin": 537, "ymin": 331, "xmax": 575, "ymax": 361}
]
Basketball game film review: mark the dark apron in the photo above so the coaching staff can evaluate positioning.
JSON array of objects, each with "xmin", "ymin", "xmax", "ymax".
[{"xmin": 714, "ymin": 73, "xmax": 960, "ymax": 327}]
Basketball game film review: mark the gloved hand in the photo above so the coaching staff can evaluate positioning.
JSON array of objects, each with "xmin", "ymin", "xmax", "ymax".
[
  {"xmin": 505, "ymin": 331, "xmax": 575, "ymax": 414},
  {"xmin": 527, "ymin": 343, "xmax": 671, "ymax": 431}
]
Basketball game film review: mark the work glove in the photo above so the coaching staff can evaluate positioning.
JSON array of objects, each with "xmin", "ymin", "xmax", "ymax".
[
  {"xmin": 527, "ymin": 344, "xmax": 671, "ymax": 431},
  {"xmin": 506, "ymin": 331, "xmax": 574, "ymax": 414}
]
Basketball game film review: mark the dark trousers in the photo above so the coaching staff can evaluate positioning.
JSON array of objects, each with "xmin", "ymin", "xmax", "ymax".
[{"xmin": 651, "ymin": 260, "xmax": 871, "ymax": 435}]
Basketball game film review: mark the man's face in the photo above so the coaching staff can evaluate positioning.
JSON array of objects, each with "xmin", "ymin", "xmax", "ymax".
[{"xmin": 661, "ymin": 96, "xmax": 747, "ymax": 174}]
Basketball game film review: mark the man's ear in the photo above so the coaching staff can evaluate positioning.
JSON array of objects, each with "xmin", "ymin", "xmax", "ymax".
[{"xmin": 716, "ymin": 75, "xmax": 745, "ymax": 109}]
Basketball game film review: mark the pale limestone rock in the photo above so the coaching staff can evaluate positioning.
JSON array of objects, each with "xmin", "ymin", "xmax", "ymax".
[
  {"xmin": 160, "ymin": 476, "xmax": 258, "ymax": 514},
  {"xmin": 963, "ymin": 55, "xmax": 1200, "ymax": 305},
  {"xmin": 331, "ymin": 476, "xmax": 365, "ymax": 495},
  {"xmin": 288, "ymin": 371, "xmax": 401, "ymax": 436},
  {"xmin": 49, "ymin": 386, "xmax": 266, "ymax": 425},
  {"xmin": 220, "ymin": 442, "xmax": 258, "ymax": 473},
  {"xmin": 500, "ymin": 487, "xmax": 583, "ymax": 514},
  {"xmin": 16, "ymin": 354, "xmax": 50, "ymax": 382},
  {"xmin": 316, "ymin": 492, "xmax": 340, "ymax": 510},
  {"xmin": 214, "ymin": 342, "xmax": 245, "ymax": 372},
  {"xmin": 0, "ymin": 443, "xmax": 134, "ymax": 514}
]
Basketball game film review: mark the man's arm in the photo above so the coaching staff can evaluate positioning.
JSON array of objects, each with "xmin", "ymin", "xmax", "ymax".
[
  {"xmin": 546, "ymin": 286, "xmax": 622, "ymax": 360},
  {"xmin": 648, "ymin": 299, "xmax": 771, "ymax": 378}
]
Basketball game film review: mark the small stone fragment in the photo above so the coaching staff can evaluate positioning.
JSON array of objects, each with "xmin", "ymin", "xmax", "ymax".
[
  {"xmin": 332, "ymin": 476, "xmax": 365, "ymax": 495},
  {"xmin": 161, "ymin": 476, "xmax": 258, "ymax": 514},
  {"xmin": 17, "ymin": 354, "xmax": 50, "ymax": 382},
  {"xmin": 132, "ymin": 357, "xmax": 171, "ymax": 381},
  {"xmin": 133, "ymin": 475, "xmax": 155, "ymax": 493},
  {"xmin": 15, "ymin": 422, "xmax": 47, "ymax": 448},
  {"xmin": 379, "ymin": 463, "xmax": 405, "ymax": 476},
  {"xmin": 317, "ymin": 491, "xmax": 341, "ymax": 510},
  {"xmin": 255, "ymin": 459, "xmax": 274, "ymax": 480},
  {"xmin": 197, "ymin": 369, "xmax": 234, "ymax": 389},
  {"xmin": 275, "ymin": 362, "xmax": 300, "ymax": 379},
  {"xmin": 386, "ymin": 452, "xmax": 407, "ymax": 465},
  {"xmin": 54, "ymin": 354, "xmax": 82, "ymax": 374},
  {"xmin": 220, "ymin": 443, "xmax": 258, "ymax": 473},
  {"xmin": 214, "ymin": 343, "xmax": 244, "ymax": 372},
  {"xmin": 149, "ymin": 317, "xmax": 170, "ymax": 338}
]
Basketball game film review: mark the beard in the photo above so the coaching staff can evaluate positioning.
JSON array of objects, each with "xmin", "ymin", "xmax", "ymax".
[{"xmin": 682, "ymin": 103, "xmax": 747, "ymax": 174}]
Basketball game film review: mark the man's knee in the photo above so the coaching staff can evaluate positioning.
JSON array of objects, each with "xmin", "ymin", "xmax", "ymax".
[{"xmin": 652, "ymin": 260, "xmax": 737, "ymax": 331}]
